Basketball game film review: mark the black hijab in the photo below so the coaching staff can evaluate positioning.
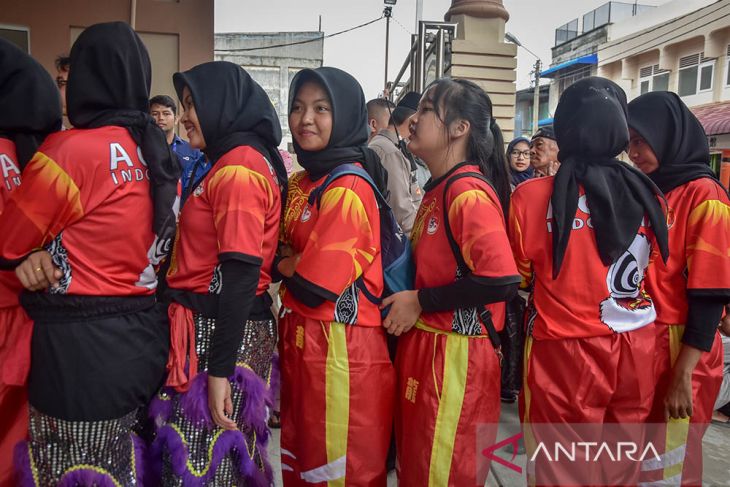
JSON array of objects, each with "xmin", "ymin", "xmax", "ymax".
[
  {"xmin": 172, "ymin": 61, "xmax": 288, "ymax": 199},
  {"xmin": 67, "ymin": 22, "xmax": 179, "ymax": 260},
  {"xmin": 551, "ymin": 77, "xmax": 669, "ymax": 279},
  {"xmin": 507, "ymin": 136, "xmax": 534, "ymax": 186},
  {"xmin": 627, "ymin": 91, "xmax": 720, "ymax": 194},
  {"xmin": 0, "ymin": 39, "xmax": 62, "ymax": 169},
  {"xmin": 288, "ymin": 67, "xmax": 388, "ymax": 194}
]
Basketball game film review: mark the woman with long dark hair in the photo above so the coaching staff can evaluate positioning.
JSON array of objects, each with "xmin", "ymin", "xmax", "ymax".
[
  {"xmin": 381, "ymin": 78, "xmax": 520, "ymax": 486},
  {"xmin": 627, "ymin": 91, "xmax": 730, "ymax": 485},
  {"xmin": 148, "ymin": 61, "xmax": 287, "ymax": 485},
  {"xmin": 0, "ymin": 22, "xmax": 178, "ymax": 486},
  {"xmin": 0, "ymin": 38, "xmax": 61, "ymax": 487},
  {"xmin": 277, "ymin": 67, "xmax": 395, "ymax": 486},
  {"xmin": 510, "ymin": 77, "xmax": 669, "ymax": 485}
]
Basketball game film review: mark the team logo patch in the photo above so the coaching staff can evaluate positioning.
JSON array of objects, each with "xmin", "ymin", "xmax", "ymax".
[
  {"xmin": 301, "ymin": 206, "xmax": 312, "ymax": 222},
  {"xmin": 193, "ymin": 184, "xmax": 204, "ymax": 197},
  {"xmin": 427, "ymin": 216, "xmax": 439, "ymax": 235}
]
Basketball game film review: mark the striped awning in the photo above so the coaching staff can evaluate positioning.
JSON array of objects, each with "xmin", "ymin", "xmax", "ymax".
[{"xmin": 690, "ymin": 101, "xmax": 730, "ymax": 136}]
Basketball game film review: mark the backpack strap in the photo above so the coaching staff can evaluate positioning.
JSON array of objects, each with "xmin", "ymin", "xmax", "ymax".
[
  {"xmin": 307, "ymin": 163, "xmax": 390, "ymax": 211},
  {"xmin": 442, "ymin": 171, "xmax": 503, "ymax": 360}
]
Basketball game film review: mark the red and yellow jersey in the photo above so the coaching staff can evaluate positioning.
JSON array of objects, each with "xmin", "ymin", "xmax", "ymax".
[
  {"xmin": 0, "ymin": 127, "xmax": 158, "ymax": 296},
  {"xmin": 509, "ymin": 177, "xmax": 657, "ymax": 340},
  {"xmin": 280, "ymin": 167, "xmax": 383, "ymax": 327},
  {"xmin": 0, "ymin": 137, "xmax": 23, "ymax": 309},
  {"xmin": 166, "ymin": 145, "xmax": 281, "ymax": 296},
  {"xmin": 645, "ymin": 178, "xmax": 730, "ymax": 326},
  {"xmin": 410, "ymin": 163, "xmax": 518, "ymax": 334}
]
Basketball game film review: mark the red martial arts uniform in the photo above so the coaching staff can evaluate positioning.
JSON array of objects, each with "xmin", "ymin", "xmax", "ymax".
[
  {"xmin": 640, "ymin": 178, "xmax": 730, "ymax": 486},
  {"xmin": 167, "ymin": 145, "xmax": 280, "ymax": 295},
  {"xmin": 0, "ymin": 127, "xmax": 158, "ymax": 296},
  {"xmin": 396, "ymin": 163, "xmax": 519, "ymax": 487},
  {"xmin": 279, "ymin": 168, "xmax": 395, "ymax": 486},
  {"xmin": 509, "ymin": 176, "xmax": 659, "ymax": 485},
  {"xmin": 0, "ymin": 137, "xmax": 31, "ymax": 487}
]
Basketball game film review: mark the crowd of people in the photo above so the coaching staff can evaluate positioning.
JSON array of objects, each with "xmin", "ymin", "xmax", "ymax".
[{"xmin": 1, "ymin": 20, "xmax": 729, "ymax": 487}]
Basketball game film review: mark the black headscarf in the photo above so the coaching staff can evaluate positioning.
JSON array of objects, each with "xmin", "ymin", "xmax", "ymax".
[
  {"xmin": 507, "ymin": 136, "xmax": 533, "ymax": 186},
  {"xmin": 288, "ymin": 67, "xmax": 388, "ymax": 194},
  {"xmin": 0, "ymin": 39, "xmax": 62, "ymax": 169},
  {"xmin": 67, "ymin": 22, "xmax": 180, "ymax": 261},
  {"xmin": 627, "ymin": 91, "xmax": 720, "ymax": 194},
  {"xmin": 172, "ymin": 61, "xmax": 288, "ymax": 199},
  {"xmin": 551, "ymin": 77, "xmax": 669, "ymax": 279}
]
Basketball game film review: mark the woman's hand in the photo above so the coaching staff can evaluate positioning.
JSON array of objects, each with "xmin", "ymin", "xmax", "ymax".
[
  {"xmin": 208, "ymin": 375, "xmax": 237, "ymax": 430},
  {"xmin": 15, "ymin": 250, "xmax": 61, "ymax": 291},
  {"xmin": 664, "ymin": 345, "xmax": 701, "ymax": 420},
  {"xmin": 381, "ymin": 290, "xmax": 422, "ymax": 336},
  {"xmin": 277, "ymin": 254, "xmax": 301, "ymax": 278}
]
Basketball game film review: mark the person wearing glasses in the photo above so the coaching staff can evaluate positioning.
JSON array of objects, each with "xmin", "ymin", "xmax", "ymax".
[{"xmin": 507, "ymin": 136, "xmax": 533, "ymax": 189}]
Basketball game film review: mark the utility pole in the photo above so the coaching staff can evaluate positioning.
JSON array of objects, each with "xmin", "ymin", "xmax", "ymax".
[
  {"xmin": 384, "ymin": 5, "xmax": 392, "ymax": 91},
  {"xmin": 532, "ymin": 58, "xmax": 541, "ymax": 135}
]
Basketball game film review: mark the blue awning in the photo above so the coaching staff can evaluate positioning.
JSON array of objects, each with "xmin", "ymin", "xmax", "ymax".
[
  {"xmin": 540, "ymin": 54, "xmax": 598, "ymax": 78},
  {"xmin": 538, "ymin": 117, "xmax": 553, "ymax": 127}
]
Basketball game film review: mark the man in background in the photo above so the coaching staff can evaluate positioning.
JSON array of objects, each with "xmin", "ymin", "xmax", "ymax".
[
  {"xmin": 367, "ymin": 97, "xmax": 422, "ymax": 235},
  {"xmin": 55, "ymin": 55, "xmax": 70, "ymax": 127},
  {"xmin": 149, "ymin": 94, "xmax": 208, "ymax": 196},
  {"xmin": 530, "ymin": 127, "xmax": 560, "ymax": 177}
]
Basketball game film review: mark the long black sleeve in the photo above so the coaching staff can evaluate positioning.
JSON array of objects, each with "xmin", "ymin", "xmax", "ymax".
[
  {"xmin": 282, "ymin": 272, "xmax": 339, "ymax": 309},
  {"xmin": 417, "ymin": 274, "xmax": 520, "ymax": 313},
  {"xmin": 681, "ymin": 295, "xmax": 726, "ymax": 352},
  {"xmin": 208, "ymin": 259, "xmax": 261, "ymax": 378}
]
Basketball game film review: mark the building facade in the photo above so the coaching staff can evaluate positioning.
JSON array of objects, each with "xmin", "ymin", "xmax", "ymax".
[
  {"xmin": 0, "ymin": 0, "xmax": 214, "ymax": 108},
  {"xmin": 598, "ymin": 0, "xmax": 730, "ymax": 184},
  {"xmin": 214, "ymin": 32, "xmax": 324, "ymax": 149}
]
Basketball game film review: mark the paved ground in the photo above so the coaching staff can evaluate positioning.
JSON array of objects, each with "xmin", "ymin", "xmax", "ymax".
[{"xmin": 267, "ymin": 402, "xmax": 730, "ymax": 486}]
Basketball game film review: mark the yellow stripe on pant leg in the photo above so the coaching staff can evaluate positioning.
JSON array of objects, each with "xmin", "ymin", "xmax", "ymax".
[
  {"xmin": 664, "ymin": 325, "xmax": 689, "ymax": 482},
  {"xmin": 325, "ymin": 322, "xmax": 350, "ymax": 487},
  {"xmin": 427, "ymin": 333, "xmax": 469, "ymax": 487}
]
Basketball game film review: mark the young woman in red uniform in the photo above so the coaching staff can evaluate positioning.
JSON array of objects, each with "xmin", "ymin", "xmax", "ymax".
[
  {"xmin": 382, "ymin": 78, "xmax": 519, "ymax": 486},
  {"xmin": 0, "ymin": 39, "xmax": 61, "ymax": 487},
  {"xmin": 627, "ymin": 91, "xmax": 730, "ymax": 486},
  {"xmin": 509, "ymin": 78, "xmax": 670, "ymax": 485},
  {"xmin": 0, "ymin": 22, "xmax": 179, "ymax": 486},
  {"xmin": 149, "ymin": 61, "xmax": 287, "ymax": 485},
  {"xmin": 277, "ymin": 67, "xmax": 394, "ymax": 486}
]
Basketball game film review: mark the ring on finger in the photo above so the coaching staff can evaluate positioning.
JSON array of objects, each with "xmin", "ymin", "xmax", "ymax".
[{"xmin": 35, "ymin": 267, "xmax": 43, "ymax": 272}]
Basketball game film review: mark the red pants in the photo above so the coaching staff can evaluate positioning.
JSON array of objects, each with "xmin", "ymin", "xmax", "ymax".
[
  {"xmin": 522, "ymin": 324, "xmax": 656, "ymax": 486},
  {"xmin": 395, "ymin": 322, "xmax": 501, "ymax": 487},
  {"xmin": 279, "ymin": 312, "xmax": 395, "ymax": 486},
  {"xmin": 0, "ymin": 306, "xmax": 32, "ymax": 487},
  {"xmin": 640, "ymin": 326, "xmax": 723, "ymax": 486}
]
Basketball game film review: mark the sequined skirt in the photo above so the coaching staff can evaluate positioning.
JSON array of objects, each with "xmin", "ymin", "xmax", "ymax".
[
  {"xmin": 149, "ymin": 314, "xmax": 277, "ymax": 486},
  {"xmin": 15, "ymin": 407, "xmax": 144, "ymax": 486}
]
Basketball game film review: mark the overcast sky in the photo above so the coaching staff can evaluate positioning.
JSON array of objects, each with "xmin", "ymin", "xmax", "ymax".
[{"xmin": 215, "ymin": 0, "xmax": 666, "ymax": 98}]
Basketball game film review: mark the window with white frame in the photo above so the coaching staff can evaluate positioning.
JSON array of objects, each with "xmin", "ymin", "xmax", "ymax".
[
  {"xmin": 725, "ymin": 45, "xmax": 730, "ymax": 86},
  {"xmin": 639, "ymin": 64, "xmax": 670, "ymax": 94},
  {"xmin": 678, "ymin": 52, "xmax": 715, "ymax": 97},
  {"xmin": 557, "ymin": 65, "xmax": 593, "ymax": 96}
]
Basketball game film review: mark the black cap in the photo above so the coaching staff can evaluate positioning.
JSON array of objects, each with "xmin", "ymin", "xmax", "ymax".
[
  {"xmin": 531, "ymin": 127, "xmax": 556, "ymax": 141},
  {"xmin": 397, "ymin": 91, "xmax": 421, "ymax": 111}
]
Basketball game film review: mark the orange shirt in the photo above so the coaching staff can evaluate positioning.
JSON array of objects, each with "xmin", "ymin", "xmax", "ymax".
[
  {"xmin": 410, "ymin": 163, "xmax": 518, "ymax": 334},
  {"xmin": 166, "ymin": 145, "xmax": 281, "ymax": 296},
  {"xmin": 509, "ymin": 177, "xmax": 657, "ymax": 340},
  {"xmin": 0, "ymin": 137, "xmax": 22, "ymax": 308},
  {"xmin": 0, "ymin": 127, "xmax": 157, "ymax": 296},
  {"xmin": 645, "ymin": 178, "xmax": 730, "ymax": 326},
  {"xmin": 281, "ymin": 168, "xmax": 383, "ymax": 327}
]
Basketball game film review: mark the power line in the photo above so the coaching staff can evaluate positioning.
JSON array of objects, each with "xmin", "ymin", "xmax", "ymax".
[
  {"xmin": 391, "ymin": 15, "xmax": 413, "ymax": 35},
  {"xmin": 215, "ymin": 16, "xmax": 384, "ymax": 53}
]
